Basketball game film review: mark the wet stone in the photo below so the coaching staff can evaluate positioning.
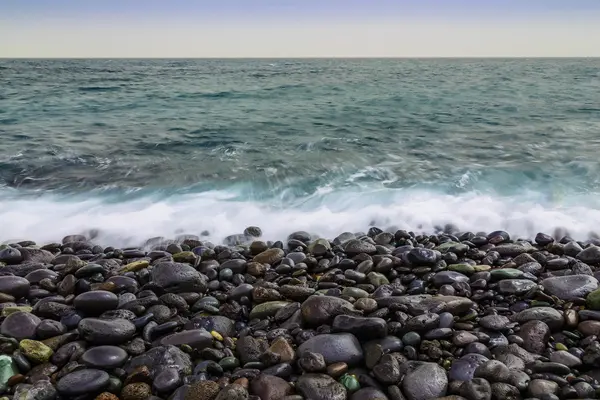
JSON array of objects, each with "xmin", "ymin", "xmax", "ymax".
[
  {"xmin": 81, "ymin": 345, "xmax": 129, "ymax": 369},
  {"xmin": 56, "ymin": 369, "xmax": 110, "ymax": 396}
]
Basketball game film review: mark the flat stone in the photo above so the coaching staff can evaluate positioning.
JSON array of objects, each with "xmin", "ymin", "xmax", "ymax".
[
  {"xmin": 402, "ymin": 362, "xmax": 448, "ymax": 400},
  {"xmin": 0, "ymin": 276, "xmax": 30, "ymax": 299},
  {"xmin": 541, "ymin": 275, "xmax": 599, "ymax": 300},
  {"xmin": 57, "ymin": 369, "xmax": 110, "ymax": 396},
  {"xmin": 514, "ymin": 307, "xmax": 564, "ymax": 332},
  {"xmin": 332, "ymin": 315, "xmax": 388, "ymax": 340},
  {"xmin": 297, "ymin": 333, "xmax": 364, "ymax": 366},
  {"xmin": 249, "ymin": 301, "xmax": 290, "ymax": 320},
  {"xmin": 78, "ymin": 318, "xmax": 136, "ymax": 345},
  {"xmin": 296, "ymin": 374, "xmax": 347, "ymax": 400},
  {"xmin": 74, "ymin": 291, "xmax": 119, "ymax": 315},
  {"xmin": 497, "ymin": 279, "xmax": 536, "ymax": 295},
  {"xmin": 1, "ymin": 311, "xmax": 41, "ymax": 340},
  {"xmin": 301, "ymin": 295, "xmax": 355, "ymax": 326},
  {"xmin": 159, "ymin": 329, "xmax": 213, "ymax": 350},
  {"xmin": 81, "ymin": 345, "xmax": 129, "ymax": 369},
  {"xmin": 449, "ymin": 354, "xmax": 489, "ymax": 382}
]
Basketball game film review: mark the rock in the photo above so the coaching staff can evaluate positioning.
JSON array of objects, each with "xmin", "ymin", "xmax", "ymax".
[
  {"xmin": 350, "ymin": 387, "xmax": 390, "ymax": 400},
  {"xmin": 332, "ymin": 315, "xmax": 388, "ymax": 340},
  {"xmin": 1, "ymin": 311, "xmax": 41, "ymax": 340},
  {"xmin": 0, "ymin": 354, "xmax": 18, "ymax": 386},
  {"xmin": 215, "ymin": 384, "xmax": 248, "ymax": 400},
  {"xmin": 494, "ymin": 243, "xmax": 532, "ymax": 257},
  {"xmin": 19, "ymin": 248, "xmax": 55, "ymax": 264},
  {"xmin": 474, "ymin": 360, "xmax": 511, "ymax": 383},
  {"xmin": 519, "ymin": 320, "xmax": 550, "ymax": 354},
  {"xmin": 253, "ymin": 248, "xmax": 285, "ymax": 265},
  {"xmin": 344, "ymin": 239, "xmax": 377, "ymax": 256},
  {"xmin": 78, "ymin": 318, "xmax": 136, "ymax": 345},
  {"xmin": 528, "ymin": 379, "xmax": 558, "ymax": 398},
  {"xmin": 372, "ymin": 355, "xmax": 400, "ymax": 384},
  {"xmin": 297, "ymin": 333, "xmax": 363, "ymax": 366},
  {"xmin": 407, "ymin": 248, "xmax": 439, "ymax": 265},
  {"xmin": 541, "ymin": 275, "xmax": 599, "ymax": 300},
  {"xmin": 296, "ymin": 374, "xmax": 347, "ymax": 400},
  {"xmin": 432, "ymin": 271, "xmax": 469, "ymax": 286},
  {"xmin": 549, "ymin": 350, "xmax": 582, "ymax": 367},
  {"xmin": 309, "ymin": 238, "xmax": 331, "ymax": 256},
  {"xmin": 250, "ymin": 374, "xmax": 293, "ymax": 400},
  {"xmin": 15, "ymin": 380, "xmax": 57, "ymax": 400},
  {"xmin": 402, "ymin": 362, "xmax": 448, "ymax": 400},
  {"xmin": 449, "ymin": 354, "xmax": 489, "ymax": 382},
  {"xmin": 299, "ymin": 351, "xmax": 327, "ymax": 372},
  {"xmin": 183, "ymin": 380, "xmax": 220, "ymax": 400},
  {"xmin": 56, "ymin": 369, "xmax": 110, "ymax": 396},
  {"xmin": 478, "ymin": 315, "xmax": 511, "ymax": 331},
  {"xmin": 0, "ymin": 247, "xmax": 22, "ymax": 263},
  {"xmin": 122, "ymin": 383, "xmax": 152, "ymax": 400},
  {"xmin": 249, "ymin": 301, "xmax": 290, "ymax": 320},
  {"xmin": 586, "ymin": 288, "xmax": 600, "ymax": 310},
  {"xmin": 153, "ymin": 368, "xmax": 181, "ymax": 393},
  {"xmin": 0, "ymin": 276, "xmax": 30, "ymax": 298},
  {"xmin": 19, "ymin": 339, "xmax": 53, "ymax": 363},
  {"xmin": 268, "ymin": 337, "xmax": 296, "ymax": 363},
  {"xmin": 159, "ymin": 329, "xmax": 213, "ymax": 350},
  {"xmin": 172, "ymin": 251, "xmax": 197, "ymax": 264},
  {"xmin": 497, "ymin": 279, "xmax": 536, "ymax": 295},
  {"xmin": 125, "ymin": 345, "xmax": 192, "ymax": 378},
  {"xmin": 577, "ymin": 245, "xmax": 600, "ymax": 264},
  {"xmin": 81, "ymin": 345, "xmax": 129, "ymax": 369},
  {"xmin": 151, "ymin": 261, "xmax": 206, "ymax": 293},
  {"xmin": 301, "ymin": 296, "xmax": 355, "ymax": 327},
  {"xmin": 514, "ymin": 307, "xmax": 563, "ymax": 331},
  {"xmin": 459, "ymin": 378, "xmax": 492, "ymax": 400},
  {"xmin": 236, "ymin": 336, "xmax": 269, "ymax": 364},
  {"xmin": 74, "ymin": 290, "xmax": 119, "ymax": 315},
  {"xmin": 578, "ymin": 320, "xmax": 600, "ymax": 336}
]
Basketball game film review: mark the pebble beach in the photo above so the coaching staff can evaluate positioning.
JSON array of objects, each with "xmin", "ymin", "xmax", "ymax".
[{"xmin": 2, "ymin": 227, "xmax": 600, "ymax": 400}]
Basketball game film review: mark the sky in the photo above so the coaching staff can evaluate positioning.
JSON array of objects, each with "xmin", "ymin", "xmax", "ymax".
[{"xmin": 1, "ymin": 0, "xmax": 600, "ymax": 58}]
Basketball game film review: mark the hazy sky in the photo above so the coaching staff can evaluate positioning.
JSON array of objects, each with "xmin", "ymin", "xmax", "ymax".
[{"xmin": 1, "ymin": 0, "xmax": 600, "ymax": 57}]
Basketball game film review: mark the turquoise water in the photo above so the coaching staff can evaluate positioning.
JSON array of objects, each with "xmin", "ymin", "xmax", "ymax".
[{"xmin": 1, "ymin": 58, "xmax": 600, "ymax": 245}]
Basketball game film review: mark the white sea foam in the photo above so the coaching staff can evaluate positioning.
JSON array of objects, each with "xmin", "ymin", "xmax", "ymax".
[{"xmin": 2, "ymin": 187, "xmax": 600, "ymax": 248}]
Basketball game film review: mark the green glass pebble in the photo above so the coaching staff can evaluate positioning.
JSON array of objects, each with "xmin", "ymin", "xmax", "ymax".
[{"xmin": 339, "ymin": 374, "xmax": 360, "ymax": 392}]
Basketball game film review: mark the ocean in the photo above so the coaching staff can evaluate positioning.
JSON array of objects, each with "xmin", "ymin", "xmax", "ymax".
[{"xmin": 1, "ymin": 58, "xmax": 600, "ymax": 247}]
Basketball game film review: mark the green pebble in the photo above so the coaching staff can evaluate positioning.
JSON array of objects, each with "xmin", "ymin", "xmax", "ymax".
[
  {"xmin": 587, "ymin": 288, "xmax": 600, "ymax": 310},
  {"xmin": 219, "ymin": 357, "xmax": 240, "ymax": 370},
  {"xmin": 367, "ymin": 272, "xmax": 389, "ymax": 287},
  {"xmin": 19, "ymin": 340, "xmax": 53, "ymax": 364},
  {"xmin": 339, "ymin": 374, "xmax": 360, "ymax": 392},
  {"xmin": 555, "ymin": 343, "xmax": 568, "ymax": 351},
  {"xmin": 0, "ymin": 355, "xmax": 18, "ymax": 386},
  {"xmin": 172, "ymin": 251, "xmax": 197, "ymax": 263},
  {"xmin": 448, "ymin": 264, "xmax": 475, "ymax": 275},
  {"xmin": 1, "ymin": 306, "xmax": 33, "ymax": 317}
]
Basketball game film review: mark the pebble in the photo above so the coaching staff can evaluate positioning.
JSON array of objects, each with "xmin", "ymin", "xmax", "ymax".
[
  {"xmin": 56, "ymin": 369, "xmax": 110, "ymax": 396},
  {"xmin": 81, "ymin": 345, "xmax": 129, "ymax": 369},
  {"xmin": 1, "ymin": 228, "xmax": 600, "ymax": 400}
]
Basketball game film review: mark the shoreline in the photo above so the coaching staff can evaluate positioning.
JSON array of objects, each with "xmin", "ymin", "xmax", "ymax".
[{"xmin": 1, "ymin": 227, "xmax": 599, "ymax": 399}]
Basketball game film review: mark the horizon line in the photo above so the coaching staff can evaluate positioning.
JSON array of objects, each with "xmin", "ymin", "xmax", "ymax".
[{"xmin": 2, "ymin": 56, "xmax": 600, "ymax": 60}]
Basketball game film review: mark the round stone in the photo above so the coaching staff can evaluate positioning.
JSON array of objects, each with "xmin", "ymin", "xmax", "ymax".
[
  {"xmin": 57, "ymin": 369, "xmax": 110, "ymax": 396},
  {"xmin": 81, "ymin": 346, "xmax": 129, "ymax": 369},
  {"xmin": 78, "ymin": 318, "xmax": 136, "ymax": 345},
  {"xmin": 1, "ymin": 312, "xmax": 41, "ymax": 340},
  {"xmin": 0, "ymin": 276, "xmax": 30, "ymax": 299},
  {"xmin": 74, "ymin": 291, "xmax": 119, "ymax": 315}
]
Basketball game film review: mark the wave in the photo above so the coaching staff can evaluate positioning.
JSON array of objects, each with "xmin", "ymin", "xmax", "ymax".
[{"xmin": 1, "ymin": 185, "xmax": 600, "ymax": 248}]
